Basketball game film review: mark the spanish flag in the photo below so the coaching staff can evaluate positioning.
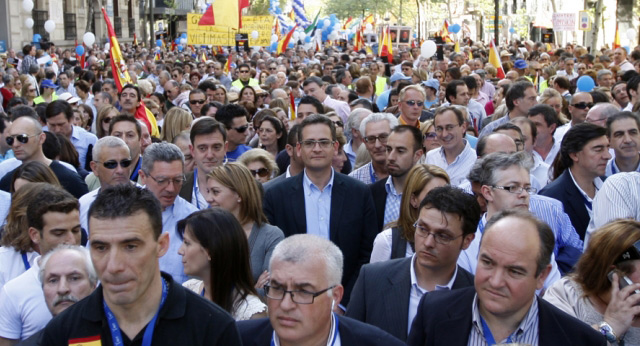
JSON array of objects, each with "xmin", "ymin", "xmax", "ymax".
[
  {"xmin": 379, "ymin": 26, "xmax": 393, "ymax": 64},
  {"xmin": 201, "ymin": 51, "xmax": 207, "ymax": 62},
  {"xmin": 289, "ymin": 90, "xmax": 296, "ymax": 121},
  {"xmin": 223, "ymin": 57, "xmax": 231, "ymax": 74},
  {"xmin": 133, "ymin": 33, "xmax": 138, "ymax": 46},
  {"xmin": 489, "ymin": 39, "xmax": 505, "ymax": 79},
  {"xmin": 363, "ymin": 14, "xmax": 374, "ymax": 26},
  {"xmin": 197, "ymin": 0, "xmax": 249, "ymax": 29},
  {"xmin": 342, "ymin": 17, "xmax": 353, "ymax": 30},
  {"xmin": 154, "ymin": 51, "xmax": 161, "ymax": 61},
  {"xmin": 102, "ymin": 7, "xmax": 159, "ymax": 137},
  {"xmin": 277, "ymin": 25, "xmax": 297, "ymax": 55},
  {"xmin": 354, "ymin": 25, "xmax": 365, "ymax": 52},
  {"xmin": 613, "ymin": 23, "xmax": 621, "ymax": 49}
]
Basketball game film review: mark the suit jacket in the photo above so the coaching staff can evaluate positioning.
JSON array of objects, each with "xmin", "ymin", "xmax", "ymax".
[
  {"xmin": 238, "ymin": 316, "xmax": 405, "ymax": 346},
  {"xmin": 407, "ymin": 286, "xmax": 606, "ymax": 346},
  {"xmin": 178, "ymin": 171, "xmax": 195, "ymax": 203},
  {"xmin": 263, "ymin": 172, "xmax": 378, "ymax": 306},
  {"xmin": 346, "ymin": 257, "xmax": 474, "ymax": 342},
  {"xmin": 262, "ymin": 172, "xmax": 287, "ymax": 192},
  {"xmin": 539, "ymin": 169, "xmax": 590, "ymax": 240},
  {"xmin": 370, "ymin": 176, "xmax": 389, "ymax": 233}
]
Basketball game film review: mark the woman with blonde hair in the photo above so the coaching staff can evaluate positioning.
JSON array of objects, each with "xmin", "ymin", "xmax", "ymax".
[
  {"xmin": 238, "ymin": 148, "xmax": 279, "ymax": 184},
  {"xmin": 370, "ymin": 164, "xmax": 450, "ymax": 262},
  {"xmin": 161, "ymin": 107, "xmax": 193, "ymax": 143},
  {"xmin": 544, "ymin": 220, "xmax": 640, "ymax": 344},
  {"xmin": 205, "ymin": 163, "xmax": 284, "ymax": 288},
  {"xmin": 96, "ymin": 105, "xmax": 119, "ymax": 138},
  {"xmin": 539, "ymin": 88, "xmax": 570, "ymax": 123},
  {"xmin": 21, "ymin": 82, "xmax": 37, "ymax": 107}
]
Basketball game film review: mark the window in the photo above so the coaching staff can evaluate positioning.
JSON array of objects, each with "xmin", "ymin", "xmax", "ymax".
[
  {"xmin": 32, "ymin": 10, "xmax": 49, "ymax": 40},
  {"xmin": 64, "ymin": 13, "xmax": 77, "ymax": 40},
  {"xmin": 128, "ymin": 18, "xmax": 135, "ymax": 38},
  {"xmin": 114, "ymin": 17, "xmax": 122, "ymax": 37}
]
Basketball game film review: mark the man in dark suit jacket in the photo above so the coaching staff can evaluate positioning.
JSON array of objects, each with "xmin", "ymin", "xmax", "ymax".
[
  {"xmin": 408, "ymin": 209, "xmax": 605, "ymax": 346},
  {"xmin": 539, "ymin": 123, "xmax": 611, "ymax": 240},
  {"xmin": 263, "ymin": 115, "xmax": 378, "ymax": 307},
  {"xmin": 347, "ymin": 186, "xmax": 479, "ymax": 342}
]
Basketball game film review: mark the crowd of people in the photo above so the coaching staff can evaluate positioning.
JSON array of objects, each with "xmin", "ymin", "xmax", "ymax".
[{"xmin": 0, "ymin": 34, "xmax": 639, "ymax": 345}]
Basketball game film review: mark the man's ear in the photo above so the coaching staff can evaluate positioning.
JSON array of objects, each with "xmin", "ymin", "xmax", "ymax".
[
  {"xmin": 157, "ymin": 232, "xmax": 170, "ymax": 258},
  {"xmin": 28, "ymin": 227, "xmax": 41, "ymax": 246}
]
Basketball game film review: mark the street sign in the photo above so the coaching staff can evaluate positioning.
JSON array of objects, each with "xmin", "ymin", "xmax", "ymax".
[
  {"xmin": 578, "ymin": 11, "xmax": 591, "ymax": 31},
  {"xmin": 485, "ymin": 16, "xmax": 503, "ymax": 33},
  {"xmin": 552, "ymin": 13, "xmax": 576, "ymax": 32}
]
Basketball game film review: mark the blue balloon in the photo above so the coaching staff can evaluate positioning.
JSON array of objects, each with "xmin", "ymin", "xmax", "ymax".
[
  {"xmin": 181, "ymin": 33, "xmax": 187, "ymax": 39},
  {"xmin": 270, "ymin": 42, "xmax": 278, "ymax": 52},
  {"xmin": 156, "ymin": 39, "xmax": 162, "ymax": 47},
  {"xmin": 75, "ymin": 45, "xmax": 85, "ymax": 56},
  {"xmin": 317, "ymin": 19, "xmax": 324, "ymax": 29},
  {"xmin": 175, "ymin": 38, "xmax": 180, "ymax": 44},
  {"xmin": 288, "ymin": 42, "xmax": 295, "ymax": 48},
  {"xmin": 304, "ymin": 36, "xmax": 311, "ymax": 43},
  {"xmin": 576, "ymin": 76, "xmax": 595, "ymax": 92},
  {"xmin": 177, "ymin": 45, "xmax": 184, "ymax": 52},
  {"xmin": 509, "ymin": 27, "xmax": 515, "ymax": 33},
  {"xmin": 449, "ymin": 24, "xmax": 461, "ymax": 34},
  {"xmin": 33, "ymin": 34, "xmax": 42, "ymax": 42}
]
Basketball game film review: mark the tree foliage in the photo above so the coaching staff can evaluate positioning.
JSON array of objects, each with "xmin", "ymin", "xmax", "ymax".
[{"xmin": 324, "ymin": 0, "xmax": 394, "ymax": 20}]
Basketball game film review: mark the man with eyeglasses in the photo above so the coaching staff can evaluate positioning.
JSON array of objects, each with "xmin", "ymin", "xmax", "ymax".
[
  {"xmin": 426, "ymin": 107, "xmax": 476, "ymax": 186},
  {"xmin": 554, "ymin": 92, "xmax": 594, "ymax": 144},
  {"xmin": 231, "ymin": 63, "xmax": 259, "ymax": 90},
  {"xmin": 186, "ymin": 89, "xmax": 206, "ymax": 117},
  {"xmin": 347, "ymin": 186, "xmax": 478, "ymax": 342},
  {"xmin": 302, "ymin": 77, "xmax": 351, "ymax": 123},
  {"xmin": 398, "ymin": 85, "xmax": 427, "ymax": 128},
  {"xmin": 479, "ymin": 81, "xmax": 538, "ymax": 138},
  {"xmin": 348, "ymin": 113, "xmax": 397, "ymax": 184},
  {"xmin": 214, "ymin": 104, "xmax": 251, "ymax": 162},
  {"xmin": 139, "ymin": 142, "xmax": 197, "ymax": 283},
  {"xmin": 400, "ymin": 61, "xmax": 413, "ymax": 78},
  {"xmin": 238, "ymin": 234, "xmax": 403, "ymax": 346},
  {"xmin": 264, "ymin": 114, "xmax": 378, "ymax": 309},
  {"xmin": 171, "ymin": 67, "xmax": 185, "ymax": 85}
]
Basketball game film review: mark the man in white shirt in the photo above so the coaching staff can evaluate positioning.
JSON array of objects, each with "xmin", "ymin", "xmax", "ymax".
[
  {"xmin": 605, "ymin": 111, "xmax": 640, "ymax": 177},
  {"xmin": 528, "ymin": 104, "xmax": 563, "ymax": 166},
  {"xmin": 554, "ymin": 92, "xmax": 593, "ymax": 144},
  {"xmin": 612, "ymin": 47, "xmax": 635, "ymax": 72},
  {"xmin": 302, "ymin": 76, "xmax": 351, "ymax": 123},
  {"xmin": 556, "ymin": 57, "xmax": 579, "ymax": 81}
]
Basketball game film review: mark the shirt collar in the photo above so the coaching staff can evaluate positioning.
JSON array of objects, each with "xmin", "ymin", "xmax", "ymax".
[
  {"xmin": 471, "ymin": 293, "xmax": 539, "ymax": 343},
  {"xmin": 385, "ymin": 176, "xmax": 402, "ymax": 196},
  {"xmin": 410, "ymin": 253, "xmax": 458, "ymax": 293},
  {"xmin": 568, "ymin": 167, "xmax": 603, "ymax": 203},
  {"xmin": 438, "ymin": 139, "xmax": 470, "ymax": 164},
  {"xmin": 272, "ymin": 313, "xmax": 340, "ymax": 346},
  {"xmin": 303, "ymin": 168, "xmax": 335, "ymax": 194}
]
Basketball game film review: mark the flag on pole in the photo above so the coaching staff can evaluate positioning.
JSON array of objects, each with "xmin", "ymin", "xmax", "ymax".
[
  {"xmin": 201, "ymin": 51, "xmax": 207, "ymax": 62},
  {"xmin": 101, "ymin": 7, "xmax": 159, "ymax": 137},
  {"xmin": 223, "ymin": 57, "xmax": 231, "ymax": 74},
  {"xmin": 613, "ymin": 23, "xmax": 621, "ymax": 49},
  {"xmin": 133, "ymin": 33, "xmax": 138, "ymax": 46},
  {"xmin": 289, "ymin": 90, "xmax": 296, "ymax": 121},
  {"xmin": 198, "ymin": 5, "xmax": 215, "ymax": 25},
  {"xmin": 343, "ymin": 17, "xmax": 353, "ymax": 30},
  {"xmin": 304, "ymin": 11, "xmax": 320, "ymax": 35},
  {"xmin": 489, "ymin": 39, "xmax": 505, "ymax": 79},
  {"xmin": 439, "ymin": 20, "xmax": 453, "ymax": 43},
  {"xmin": 354, "ymin": 25, "xmax": 366, "ymax": 52},
  {"xmin": 379, "ymin": 26, "xmax": 393, "ymax": 64},
  {"xmin": 277, "ymin": 25, "xmax": 298, "ymax": 55},
  {"xmin": 363, "ymin": 14, "xmax": 375, "ymax": 26},
  {"xmin": 454, "ymin": 40, "xmax": 460, "ymax": 53},
  {"xmin": 197, "ymin": 0, "xmax": 249, "ymax": 29}
]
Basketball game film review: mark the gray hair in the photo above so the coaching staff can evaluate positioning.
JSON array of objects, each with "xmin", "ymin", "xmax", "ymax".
[
  {"xmin": 39, "ymin": 245, "xmax": 98, "ymax": 288},
  {"xmin": 344, "ymin": 108, "xmax": 373, "ymax": 139},
  {"xmin": 141, "ymin": 142, "xmax": 184, "ymax": 174},
  {"xmin": 359, "ymin": 113, "xmax": 399, "ymax": 137},
  {"xmin": 265, "ymin": 75, "xmax": 278, "ymax": 86},
  {"xmin": 92, "ymin": 136, "xmax": 129, "ymax": 161},
  {"xmin": 269, "ymin": 234, "xmax": 343, "ymax": 287},
  {"xmin": 596, "ymin": 69, "xmax": 613, "ymax": 80},
  {"xmin": 587, "ymin": 103, "xmax": 619, "ymax": 121},
  {"xmin": 467, "ymin": 151, "xmax": 533, "ymax": 186}
]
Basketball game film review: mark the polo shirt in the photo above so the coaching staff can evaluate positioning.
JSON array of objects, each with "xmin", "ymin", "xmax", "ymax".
[
  {"xmin": 39, "ymin": 273, "xmax": 243, "ymax": 345},
  {"xmin": 226, "ymin": 145, "xmax": 252, "ymax": 162},
  {"xmin": 323, "ymin": 96, "xmax": 351, "ymax": 123}
]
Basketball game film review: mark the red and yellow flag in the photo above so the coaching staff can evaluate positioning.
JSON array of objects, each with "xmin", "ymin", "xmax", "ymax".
[
  {"xmin": 133, "ymin": 33, "xmax": 138, "ymax": 46},
  {"xmin": 379, "ymin": 26, "xmax": 393, "ymax": 64},
  {"xmin": 613, "ymin": 23, "xmax": 621, "ymax": 49},
  {"xmin": 289, "ymin": 90, "xmax": 296, "ymax": 121},
  {"xmin": 439, "ymin": 20, "xmax": 453, "ymax": 43},
  {"xmin": 363, "ymin": 14, "xmax": 375, "ymax": 26},
  {"xmin": 101, "ymin": 7, "xmax": 159, "ymax": 137},
  {"xmin": 354, "ymin": 25, "xmax": 365, "ymax": 52},
  {"xmin": 223, "ymin": 57, "xmax": 231, "ymax": 74},
  {"xmin": 197, "ymin": 0, "xmax": 249, "ymax": 29},
  {"xmin": 277, "ymin": 25, "xmax": 297, "ymax": 55},
  {"xmin": 342, "ymin": 17, "xmax": 353, "ymax": 30},
  {"xmin": 489, "ymin": 39, "xmax": 505, "ymax": 79}
]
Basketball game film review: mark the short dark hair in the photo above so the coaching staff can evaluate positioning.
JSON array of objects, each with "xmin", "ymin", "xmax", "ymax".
[
  {"xmin": 391, "ymin": 125, "xmax": 423, "ymax": 152},
  {"xmin": 462, "ymin": 75, "xmax": 478, "ymax": 91},
  {"xmin": 553, "ymin": 76, "xmax": 570, "ymax": 90},
  {"xmin": 445, "ymin": 80, "xmax": 466, "ymax": 103},
  {"xmin": 27, "ymin": 184, "xmax": 79, "ymax": 232},
  {"xmin": 505, "ymin": 81, "xmax": 534, "ymax": 112},
  {"xmin": 45, "ymin": 100, "xmax": 73, "ymax": 121},
  {"xmin": 109, "ymin": 114, "xmax": 141, "ymax": 138},
  {"xmin": 9, "ymin": 105, "xmax": 38, "ymax": 121},
  {"xmin": 298, "ymin": 114, "xmax": 336, "ymax": 142},
  {"xmin": 303, "ymin": 76, "xmax": 323, "ymax": 88},
  {"xmin": 418, "ymin": 186, "xmax": 481, "ymax": 237},
  {"xmin": 198, "ymin": 80, "xmax": 217, "ymax": 93},
  {"xmin": 434, "ymin": 106, "xmax": 465, "ymax": 126},
  {"xmin": 286, "ymin": 124, "xmax": 301, "ymax": 146},
  {"xmin": 527, "ymin": 104, "xmax": 561, "ymax": 130},
  {"xmin": 121, "ymin": 84, "xmax": 141, "ymax": 101},
  {"xmin": 189, "ymin": 117, "xmax": 227, "ymax": 144},
  {"xmin": 606, "ymin": 111, "xmax": 640, "ymax": 137},
  {"xmin": 554, "ymin": 122, "xmax": 607, "ymax": 178},
  {"xmin": 626, "ymin": 76, "xmax": 640, "ymax": 99},
  {"xmin": 298, "ymin": 95, "xmax": 325, "ymax": 114},
  {"xmin": 446, "ymin": 67, "xmax": 461, "ymax": 80},
  {"xmin": 484, "ymin": 209, "xmax": 555, "ymax": 277},
  {"xmin": 88, "ymin": 184, "xmax": 163, "ymax": 239},
  {"xmin": 215, "ymin": 104, "xmax": 249, "ymax": 129}
]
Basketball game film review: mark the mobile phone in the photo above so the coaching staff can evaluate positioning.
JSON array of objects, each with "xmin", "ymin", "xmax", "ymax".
[{"xmin": 608, "ymin": 270, "xmax": 640, "ymax": 294}]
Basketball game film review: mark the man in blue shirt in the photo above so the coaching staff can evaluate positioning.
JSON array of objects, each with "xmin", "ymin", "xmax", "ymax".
[
  {"xmin": 214, "ymin": 104, "xmax": 251, "ymax": 162},
  {"xmin": 45, "ymin": 100, "xmax": 97, "ymax": 171}
]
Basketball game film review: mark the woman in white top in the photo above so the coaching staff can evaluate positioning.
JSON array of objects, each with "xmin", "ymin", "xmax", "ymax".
[
  {"xmin": 178, "ymin": 208, "xmax": 267, "ymax": 321},
  {"xmin": 544, "ymin": 220, "xmax": 640, "ymax": 345},
  {"xmin": 370, "ymin": 164, "xmax": 450, "ymax": 263}
]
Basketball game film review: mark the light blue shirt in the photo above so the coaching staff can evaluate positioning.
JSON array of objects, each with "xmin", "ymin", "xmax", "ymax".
[
  {"xmin": 348, "ymin": 162, "xmax": 377, "ymax": 185},
  {"xmin": 0, "ymin": 150, "xmax": 14, "ymax": 163},
  {"xmin": 344, "ymin": 140, "xmax": 358, "ymax": 168},
  {"xmin": 383, "ymin": 177, "xmax": 402, "ymax": 226},
  {"xmin": 158, "ymin": 196, "xmax": 198, "ymax": 284},
  {"xmin": 0, "ymin": 190, "xmax": 10, "ymax": 226},
  {"xmin": 42, "ymin": 125, "xmax": 97, "ymax": 169},
  {"xmin": 425, "ymin": 139, "xmax": 476, "ymax": 186},
  {"xmin": 303, "ymin": 168, "xmax": 334, "ymax": 239}
]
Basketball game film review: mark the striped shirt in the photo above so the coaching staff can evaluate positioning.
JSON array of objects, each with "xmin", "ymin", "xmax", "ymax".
[
  {"xmin": 383, "ymin": 177, "xmax": 402, "ymax": 226},
  {"xmin": 425, "ymin": 140, "xmax": 476, "ymax": 186},
  {"xmin": 468, "ymin": 295, "xmax": 539, "ymax": 346},
  {"xmin": 605, "ymin": 157, "xmax": 640, "ymax": 177},
  {"xmin": 348, "ymin": 162, "xmax": 378, "ymax": 185}
]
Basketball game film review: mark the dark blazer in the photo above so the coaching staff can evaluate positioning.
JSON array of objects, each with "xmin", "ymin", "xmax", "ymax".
[
  {"xmin": 370, "ymin": 176, "xmax": 389, "ymax": 233},
  {"xmin": 407, "ymin": 286, "xmax": 606, "ymax": 346},
  {"xmin": 238, "ymin": 316, "xmax": 405, "ymax": 346},
  {"xmin": 262, "ymin": 172, "xmax": 287, "ymax": 192},
  {"xmin": 539, "ymin": 169, "xmax": 590, "ymax": 240},
  {"xmin": 263, "ymin": 172, "xmax": 378, "ymax": 306},
  {"xmin": 178, "ymin": 171, "xmax": 195, "ymax": 203},
  {"xmin": 346, "ymin": 257, "xmax": 474, "ymax": 342}
]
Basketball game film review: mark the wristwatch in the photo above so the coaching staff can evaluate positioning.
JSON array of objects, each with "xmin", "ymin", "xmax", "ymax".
[{"xmin": 599, "ymin": 321, "xmax": 618, "ymax": 343}]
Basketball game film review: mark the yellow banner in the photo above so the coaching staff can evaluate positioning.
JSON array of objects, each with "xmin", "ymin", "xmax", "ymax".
[{"xmin": 187, "ymin": 14, "xmax": 273, "ymax": 46}]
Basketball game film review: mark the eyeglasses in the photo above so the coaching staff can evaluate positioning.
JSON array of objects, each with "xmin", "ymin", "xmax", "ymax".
[
  {"xmin": 571, "ymin": 102, "xmax": 594, "ymax": 109},
  {"xmin": 95, "ymin": 159, "xmax": 132, "ymax": 169},
  {"xmin": 264, "ymin": 284, "xmax": 336, "ymax": 304},
  {"xmin": 404, "ymin": 100, "xmax": 424, "ymax": 107},
  {"xmin": 435, "ymin": 124, "xmax": 461, "ymax": 133},
  {"xmin": 146, "ymin": 173, "xmax": 186, "ymax": 187},
  {"xmin": 6, "ymin": 134, "xmax": 38, "ymax": 146},
  {"xmin": 189, "ymin": 99, "xmax": 206, "ymax": 105},
  {"xmin": 239, "ymin": 70, "xmax": 250, "ymax": 73},
  {"xmin": 28, "ymin": 88, "xmax": 36, "ymax": 92},
  {"xmin": 413, "ymin": 221, "xmax": 462, "ymax": 245},
  {"xmin": 230, "ymin": 125, "xmax": 249, "ymax": 133},
  {"xmin": 491, "ymin": 185, "xmax": 537, "ymax": 194},
  {"xmin": 250, "ymin": 167, "xmax": 270, "ymax": 178},
  {"xmin": 363, "ymin": 133, "xmax": 390, "ymax": 144},
  {"xmin": 301, "ymin": 139, "xmax": 334, "ymax": 149},
  {"xmin": 332, "ymin": 120, "xmax": 344, "ymax": 128},
  {"xmin": 424, "ymin": 132, "xmax": 437, "ymax": 139},
  {"xmin": 269, "ymin": 67, "xmax": 277, "ymax": 71}
]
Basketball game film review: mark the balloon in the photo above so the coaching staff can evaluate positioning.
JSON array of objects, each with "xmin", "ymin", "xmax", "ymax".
[
  {"xmin": 156, "ymin": 39, "xmax": 162, "ymax": 47},
  {"xmin": 177, "ymin": 45, "xmax": 184, "ymax": 52},
  {"xmin": 181, "ymin": 33, "xmax": 187, "ymax": 38},
  {"xmin": 44, "ymin": 20, "xmax": 55, "ymax": 33},
  {"xmin": 420, "ymin": 40, "xmax": 437, "ymax": 59},
  {"xmin": 270, "ymin": 42, "xmax": 278, "ymax": 52},
  {"xmin": 179, "ymin": 37, "xmax": 187, "ymax": 45},
  {"xmin": 271, "ymin": 34, "xmax": 278, "ymax": 43},
  {"xmin": 251, "ymin": 30, "xmax": 259, "ymax": 39},
  {"xmin": 365, "ymin": 23, "xmax": 373, "ymax": 32},
  {"xmin": 509, "ymin": 27, "xmax": 515, "ymax": 33},
  {"xmin": 104, "ymin": 43, "xmax": 110, "ymax": 51},
  {"xmin": 287, "ymin": 42, "xmax": 294, "ymax": 48},
  {"xmin": 293, "ymin": 31, "xmax": 299, "ymax": 40},
  {"xmin": 576, "ymin": 75, "xmax": 595, "ymax": 92},
  {"xmin": 25, "ymin": 18, "xmax": 34, "ymax": 28},
  {"xmin": 449, "ymin": 24, "xmax": 461, "ymax": 34},
  {"xmin": 298, "ymin": 32, "xmax": 306, "ymax": 40},
  {"xmin": 75, "ymin": 45, "xmax": 85, "ymax": 56},
  {"xmin": 32, "ymin": 34, "xmax": 41, "ymax": 43},
  {"xmin": 83, "ymin": 32, "xmax": 95, "ymax": 46},
  {"xmin": 22, "ymin": 0, "xmax": 33, "ymax": 12},
  {"xmin": 627, "ymin": 28, "xmax": 637, "ymax": 40},
  {"xmin": 304, "ymin": 36, "xmax": 311, "ymax": 43},
  {"xmin": 323, "ymin": 19, "xmax": 331, "ymax": 28}
]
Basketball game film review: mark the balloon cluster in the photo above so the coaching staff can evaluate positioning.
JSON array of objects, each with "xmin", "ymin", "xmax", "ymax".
[
  {"xmin": 316, "ymin": 14, "xmax": 340, "ymax": 42},
  {"xmin": 448, "ymin": 24, "xmax": 461, "ymax": 34}
]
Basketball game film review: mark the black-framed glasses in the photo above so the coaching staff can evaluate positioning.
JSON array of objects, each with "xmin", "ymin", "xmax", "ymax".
[
  {"xmin": 264, "ymin": 284, "xmax": 336, "ymax": 304},
  {"xmin": 95, "ymin": 159, "xmax": 133, "ymax": 169},
  {"xmin": 491, "ymin": 185, "xmax": 537, "ymax": 194},
  {"xmin": 250, "ymin": 168, "xmax": 270, "ymax": 178},
  {"xmin": 413, "ymin": 221, "xmax": 462, "ymax": 245},
  {"xmin": 239, "ymin": 70, "xmax": 250, "ymax": 73},
  {"xmin": 230, "ymin": 125, "xmax": 249, "ymax": 133},
  {"xmin": 146, "ymin": 173, "xmax": 186, "ymax": 187},
  {"xmin": 404, "ymin": 100, "xmax": 424, "ymax": 107},
  {"xmin": 189, "ymin": 99, "xmax": 206, "ymax": 105},
  {"xmin": 364, "ymin": 133, "xmax": 390, "ymax": 144},
  {"xmin": 572, "ymin": 102, "xmax": 594, "ymax": 109},
  {"xmin": 301, "ymin": 139, "xmax": 334, "ymax": 149},
  {"xmin": 6, "ymin": 133, "xmax": 38, "ymax": 146}
]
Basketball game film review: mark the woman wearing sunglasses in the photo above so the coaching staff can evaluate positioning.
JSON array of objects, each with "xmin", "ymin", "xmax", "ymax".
[
  {"xmin": 205, "ymin": 163, "xmax": 284, "ymax": 289},
  {"xmin": 238, "ymin": 149, "xmax": 279, "ymax": 184}
]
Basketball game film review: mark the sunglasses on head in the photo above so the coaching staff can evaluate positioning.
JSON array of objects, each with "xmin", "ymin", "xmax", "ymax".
[
  {"xmin": 250, "ymin": 168, "xmax": 270, "ymax": 178},
  {"xmin": 189, "ymin": 99, "xmax": 206, "ymax": 105},
  {"xmin": 6, "ymin": 134, "xmax": 37, "ymax": 146},
  {"xmin": 572, "ymin": 102, "xmax": 594, "ymax": 109},
  {"xmin": 97, "ymin": 159, "xmax": 133, "ymax": 169},
  {"xmin": 231, "ymin": 125, "xmax": 249, "ymax": 133}
]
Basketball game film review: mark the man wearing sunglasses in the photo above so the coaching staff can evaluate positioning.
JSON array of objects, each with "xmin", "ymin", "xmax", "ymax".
[
  {"xmin": 186, "ymin": 89, "xmax": 207, "ymax": 117},
  {"xmin": 215, "ymin": 104, "xmax": 251, "ymax": 162},
  {"xmin": 554, "ymin": 92, "xmax": 594, "ymax": 144},
  {"xmin": 398, "ymin": 85, "xmax": 427, "ymax": 129},
  {"xmin": 231, "ymin": 63, "xmax": 259, "ymax": 90}
]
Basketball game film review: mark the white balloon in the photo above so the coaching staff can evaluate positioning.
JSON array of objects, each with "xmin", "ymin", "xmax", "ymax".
[
  {"xmin": 627, "ymin": 28, "xmax": 637, "ymax": 40},
  {"xmin": 323, "ymin": 19, "xmax": 331, "ymax": 27},
  {"xmin": 180, "ymin": 37, "xmax": 187, "ymax": 45},
  {"xmin": 104, "ymin": 43, "xmax": 110, "ymax": 51},
  {"xmin": 83, "ymin": 32, "xmax": 96, "ymax": 46},
  {"xmin": 271, "ymin": 34, "xmax": 278, "ymax": 43},
  {"xmin": 512, "ymin": 33, "xmax": 519, "ymax": 40},
  {"xmin": 298, "ymin": 32, "xmax": 306, "ymax": 40},
  {"xmin": 293, "ymin": 32, "xmax": 299, "ymax": 40},
  {"xmin": 44, "ymin": 20, "xmax": 55, "ymax": 33},
  {"xmin": 304, "ymin": 43, "xmax": 313, "ymax": 50},
  {"xmin": 420, "ymin": 40, "xmax": 437, "ymax": 59},
  {"xmin": 22, "ymin": 0, "xmax": 33, "ymax": 12},
  {"xmin": 251, "ymin": 30, "xmax": 259, "ymax": 39},
  {"xmin": 365, "ymin": 23, "xmax": 372, "ymax": 32},
  {"xmin": 25, "ymin": 18, "xmax": 34, "ymax": 28}
]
